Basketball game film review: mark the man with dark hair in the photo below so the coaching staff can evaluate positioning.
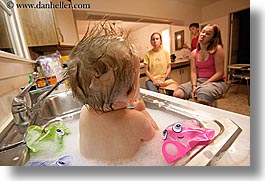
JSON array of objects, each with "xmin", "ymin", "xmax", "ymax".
[{"xmin": 183, "ymin": 23, "xmax": 200, "ymax": 51}]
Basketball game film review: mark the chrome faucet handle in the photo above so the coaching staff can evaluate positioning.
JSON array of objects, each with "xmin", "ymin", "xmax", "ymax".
[
  {"xmin": 12, "ymin": 72, "xmax": 39, "ymax": 114},
  {"xmin": 11, "ymin": 73, "xmax": 69, "ymax": 135},
  {"xmin": 11, "ymin": 96, "xmax": 30, "ymax": 134},
  {"xmin": 11, "ymin": 72, "xmax": 39, "ymax": 134}
]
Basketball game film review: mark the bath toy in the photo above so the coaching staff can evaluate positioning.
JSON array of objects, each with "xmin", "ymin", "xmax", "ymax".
[
  {"xmin": 161, "ymin": 120, "xmax": 215, "ymax": 164},
  {"xmin": 26, "ymin": 121, "xmax": 70, "ymax": 153},
  {"xmin": 26, "ymin": 155, "xmax": 72, "ymax": 166}
]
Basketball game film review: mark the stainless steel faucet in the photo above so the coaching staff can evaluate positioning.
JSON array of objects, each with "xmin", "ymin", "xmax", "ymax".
[
  {"xmin": 0, "ymin": 73, "xmax": 68, "ymax": 156},
  {"xmin": 11, "ymin": 72, "xmax": 39, "ymax": 135},
  {"xmin": 11, "ymin": 72, "xmax": 68, "ymax": 136}
]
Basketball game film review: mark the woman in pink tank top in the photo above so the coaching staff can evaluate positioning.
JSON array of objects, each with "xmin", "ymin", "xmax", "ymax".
[{"xmin": 173, "ymin": 24, "xmax": 226, "ymax": 105}]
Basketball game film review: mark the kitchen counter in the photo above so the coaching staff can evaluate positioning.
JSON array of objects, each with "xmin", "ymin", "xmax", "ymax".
[
  {"xmin": 141, "ymin": 88, "xmax": 250, "ymax": 166},
  {"xmin": 140, "ymin": 59, "xmax": 190, "ymax": 75}
]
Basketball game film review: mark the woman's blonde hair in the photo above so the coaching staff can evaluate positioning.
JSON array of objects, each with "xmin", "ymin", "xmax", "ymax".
[
  {"xmin": 197, "ymin": 24, "xmax": 223, "ymax": 54},
  {"xmin": 66, "ymin": 22, "xmax": 138, "ymax": 112}
]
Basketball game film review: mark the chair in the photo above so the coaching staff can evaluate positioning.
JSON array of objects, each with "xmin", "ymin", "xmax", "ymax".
[
  {"xmin": 158, "ymin": 79, "xmax": 179, "ymax": 96},
  {"xmin": 225, "ymin": 65, "xmax": 250, "ymax": 105},
  {"xmin": 211, "ymin": 94, "xmax": 225, "ymax": 108}
]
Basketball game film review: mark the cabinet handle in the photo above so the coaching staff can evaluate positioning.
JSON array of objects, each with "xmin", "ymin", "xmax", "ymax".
[
  {"xmin": 180, "ymin": 69, "xmax": 184, "ymax": 74},
  {"xmin": 57, "ymin": 27, "xmax": 64, "ymax": 43}
]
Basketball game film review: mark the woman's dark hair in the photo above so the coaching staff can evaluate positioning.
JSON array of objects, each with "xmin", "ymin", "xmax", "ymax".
[{"xmin": 189, "ymin": 23, "xmax": 199, "ymax": 29}]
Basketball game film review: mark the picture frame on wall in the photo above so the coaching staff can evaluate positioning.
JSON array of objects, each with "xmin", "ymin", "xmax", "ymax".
[{"xmin": 175, "ymin": 30, "xmax": 184, "ymax": 51}]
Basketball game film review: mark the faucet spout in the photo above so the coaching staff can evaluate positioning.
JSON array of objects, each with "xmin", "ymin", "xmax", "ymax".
[
  {"xmin": 11, "ymin": 72, "xmax": 38, "ymax": 134},
  {"xmin": 16, "ymin": 72, "xmax": 39, "ymax": 99},
  {"xmin": 11, "ymin": 72, "xmax": 69, "ymax": 135},
  {"xmin": 28, "ymin": 76, "xmax": 69, "ymax": 126},
  {"xmin": 31, "ymin": 76, "xmax": 68, "ymax": 111}
]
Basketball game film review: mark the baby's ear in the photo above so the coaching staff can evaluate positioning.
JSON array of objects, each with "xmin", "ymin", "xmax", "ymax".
[{"xmin": 92, "ymin": 68, "xmax": 115, "ymax": 89}]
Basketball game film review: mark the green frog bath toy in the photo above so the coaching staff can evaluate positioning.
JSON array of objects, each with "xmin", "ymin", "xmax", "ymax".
[{"xmin": 26, "ymin": 120, "xmax": 70, "ymax": 153}]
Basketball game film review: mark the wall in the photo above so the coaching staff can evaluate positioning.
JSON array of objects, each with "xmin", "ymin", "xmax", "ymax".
[
  {"xmin": 131, "ymin": 24, "xmax": 191, "ymax": 58},
  {"xmin": 72, "ymin": 0, "xmax": 202, "ymax": 26},
  {"xmin": 0, "ymin": 52, "xmax": 34, "ymax": 130},
  {"xmin": 76, "ymin": 20, "xmax": 89, "ymax": 40},
  {"xmin": 201, "ymin": 0, "xmax": 250, "ymax": 76},
  {"xmin": 76, "ymin": 20, "xmax": 192, "ymax": 59},
  {"xmin": 202, "ymin": 0, "xmax": 250, "ymax": 22},
  {"xmin": 74, "ymin": 0, "xmax": 250, "ymax": 70},
  {"xmin": 130, "ymin": 24, "xmax": 170, "ymax": 58},
  {"xmin": 76, "ymin": 20, "xmax": 172, "ymax": 59},
  {"xmin": 170, "ymin": 25, "xmax": 190, "ymax": 57}
]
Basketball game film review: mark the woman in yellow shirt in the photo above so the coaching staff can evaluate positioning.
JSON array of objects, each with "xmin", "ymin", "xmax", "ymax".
[{"xmin": 144, "ymin": 32, "xmax": 172, "ymax": 92}]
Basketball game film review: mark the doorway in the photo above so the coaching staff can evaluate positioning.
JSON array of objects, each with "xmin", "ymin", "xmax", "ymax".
[
  {"xmin": 229, "ymin": 8, "xmax": 250, "ymax": 65},
  {"xmin": 226, "ymin": 8, "xmax": 250, "ymax": 100}
]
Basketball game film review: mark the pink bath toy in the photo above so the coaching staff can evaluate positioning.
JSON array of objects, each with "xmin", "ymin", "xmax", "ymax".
[{"xmin": 162, "ymin": 120, "xmax": 215, "ymax": 164}]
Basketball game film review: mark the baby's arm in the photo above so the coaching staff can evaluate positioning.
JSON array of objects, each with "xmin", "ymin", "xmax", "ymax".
[{"xmin": 133, "ymin": 98, "xmax": 159, "ymax": 130}]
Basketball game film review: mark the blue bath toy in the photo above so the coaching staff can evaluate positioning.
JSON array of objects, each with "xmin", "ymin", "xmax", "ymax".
[
  {"xmin": 26, "ymin": 121, "xmax": 70, "ymax": 153},
  {"xmin": 26, "ymin": 155, "xmax": 73, "ymax": 166}
]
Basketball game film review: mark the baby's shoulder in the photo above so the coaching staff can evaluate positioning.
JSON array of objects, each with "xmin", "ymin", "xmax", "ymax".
[{"xmin": 126, "ymin": 109, "xmax": 152, "ymax": 126}]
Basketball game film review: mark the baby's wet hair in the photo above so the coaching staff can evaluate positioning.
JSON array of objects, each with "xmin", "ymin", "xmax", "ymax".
[{"xmin": 66, "ymin": 21, "xmax": 139, "ymax": 112}]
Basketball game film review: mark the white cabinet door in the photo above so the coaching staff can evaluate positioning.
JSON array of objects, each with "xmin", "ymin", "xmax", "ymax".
[
  {"xmin": 170, "ymin": 68, "xmax": 182, "ymax": 84},
  {"xmin": 170, "ymin": 66, "xmax": 190, "ymax": 84},
  {"xmin": 17, "ymin": 0, "xmax": 78, "ymax": 47},
  {"xmin": 52, "ymin": 0, "xmax": 79, "ymax": 46},
  {"xmin": 17, "ymin": 0, "xmax": 58, "ymax": 46},
  {"xmin": 181, "ymin": 66, "xmax": 191, "ymax": 83}
]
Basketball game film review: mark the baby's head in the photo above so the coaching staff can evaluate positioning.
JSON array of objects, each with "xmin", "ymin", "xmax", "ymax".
[{"xmin": 67, "ymin": 23, "xmax": 139, "ymax": 112}]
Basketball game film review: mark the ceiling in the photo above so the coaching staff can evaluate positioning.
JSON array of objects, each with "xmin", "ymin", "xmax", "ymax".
[
  {"xmin": 73, "ymin": 0, "xmax": 222, "ymax": 24},
  {"xmin": 73, "ymin": 10, "xmax": 181, "ymax": 25},
  {"xmin": 74, "ymin": 0, "xmax": 222, "ymax": 31},
  {"xmin": 176, "ymin": 0, "xmax": 221, "ymax": 8},
  {"xmin": 76, "ymin": 19, "xmax": 150, "ymax": 36}
]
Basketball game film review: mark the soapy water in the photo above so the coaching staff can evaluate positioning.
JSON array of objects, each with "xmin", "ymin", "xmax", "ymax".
[{"xmin": 26, "ymin": 108, "xmax": 195, "ymax": 166}]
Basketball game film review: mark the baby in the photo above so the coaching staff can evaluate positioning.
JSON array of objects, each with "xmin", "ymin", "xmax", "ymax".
[{"xmin": 66, "ymin": 23, "xmax": 159, "ymax": 161}]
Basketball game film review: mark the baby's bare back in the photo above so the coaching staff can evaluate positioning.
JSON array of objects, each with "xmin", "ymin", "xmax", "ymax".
[{"xmin": 79, "ymin": 106, "xmax": 155, "ymax": 161}]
